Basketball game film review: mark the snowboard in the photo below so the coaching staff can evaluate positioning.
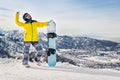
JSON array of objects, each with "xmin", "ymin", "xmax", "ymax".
[{"xmin": 47, "ymin": 20, "xmax": 57, "ymax": 66}]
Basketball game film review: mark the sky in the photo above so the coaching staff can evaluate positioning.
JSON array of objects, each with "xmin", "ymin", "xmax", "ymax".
[{"xmin": 0, "ymin": 0, "xmax": 120, "ymax": 37}]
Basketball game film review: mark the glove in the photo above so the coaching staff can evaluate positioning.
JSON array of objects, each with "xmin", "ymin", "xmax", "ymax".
[
  {"xmin": 16, "ymin": 12, "xmax": 19, "ymax": 14},
  {"xmin": 48, "ymin": 19, "xmax": 53, "ymax": 24}
]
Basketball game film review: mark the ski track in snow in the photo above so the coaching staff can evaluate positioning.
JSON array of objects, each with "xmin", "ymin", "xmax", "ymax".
[{"xmin": 0, "ymin": 59, "xmax": 120, "ymax": 80}]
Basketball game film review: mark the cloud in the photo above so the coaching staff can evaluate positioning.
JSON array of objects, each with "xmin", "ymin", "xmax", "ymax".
[{"xmin": 0, "ymin": 7, "xmax": 13, "ymax": 11}]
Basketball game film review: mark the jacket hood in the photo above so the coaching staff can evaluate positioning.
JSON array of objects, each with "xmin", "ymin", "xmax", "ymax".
[{"xmin": 23, "ymin": 13, "xmax": 32, "ymax": 22}]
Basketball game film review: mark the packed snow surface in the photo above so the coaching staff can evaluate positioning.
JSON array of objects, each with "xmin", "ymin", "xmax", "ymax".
[{"xmin": 0, "ymin": 59, "xmax": 120, "ymax": 80}]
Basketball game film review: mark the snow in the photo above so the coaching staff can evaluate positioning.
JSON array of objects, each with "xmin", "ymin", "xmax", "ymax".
[
  {"xmin": 0, "ymin": 59, "xmax": 120, "ymax": 80},
  {"xmin": 85, "ymin": 56, "xmax": 120, "ymax": 63}
]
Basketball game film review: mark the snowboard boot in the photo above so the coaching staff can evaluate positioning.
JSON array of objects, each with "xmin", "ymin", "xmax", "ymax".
[
  {"xmin": 22, "ymin": 59, "xmax": 30, "ymax": 68},
  {"xmin": 36, "ymin": 62, "xmax": 41, "ymax": 66},
  {"xmin": 34, "ymin": 57, "xmax": 42, "ymax": 66},
  {"xmin": 24, "ymin": 64, "xmax": 30, "ymax": 68}
]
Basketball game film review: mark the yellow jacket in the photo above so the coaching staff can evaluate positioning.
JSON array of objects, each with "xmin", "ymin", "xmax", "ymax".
[{"xmin": 15, "ymin": 13, "xmax": 48, "ymax": 42}]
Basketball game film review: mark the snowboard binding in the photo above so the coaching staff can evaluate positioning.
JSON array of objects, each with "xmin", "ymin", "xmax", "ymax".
[
  {"xmin": 47, "ymin": 33, "xmax": 57, "ymax": 38},
  {"xmin": 47, "ymin": 48, "xmax": 56, "ymax": 56}
]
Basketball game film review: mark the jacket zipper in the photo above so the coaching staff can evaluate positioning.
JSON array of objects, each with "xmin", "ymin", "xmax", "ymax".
[{"xmin": 31, "ymin": 23, "xmax": 33, "ymax": 41}]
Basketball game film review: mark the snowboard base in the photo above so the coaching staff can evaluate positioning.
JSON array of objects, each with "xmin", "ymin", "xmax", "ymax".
[{"xmin": 47, "ymin": 20, "xmax": 57, "ymax": 67}]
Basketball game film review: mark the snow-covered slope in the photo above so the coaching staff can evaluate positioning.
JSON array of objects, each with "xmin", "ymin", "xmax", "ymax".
[{"xmin": 0, "ymin": 59, "xmax": 120, "ymax": 80}]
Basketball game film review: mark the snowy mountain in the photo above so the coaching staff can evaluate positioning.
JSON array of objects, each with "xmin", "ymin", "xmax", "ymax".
[
  {"xmin": 57, "ymin": 35, "xmax": 120, "ymax": 51},
  {"xmin": 0, "ymin": 29, "xmax": 120, "ymax": 52},
  {"xmin": 0, "ymin": 29, "xmax": 120, "ymax": 57}
]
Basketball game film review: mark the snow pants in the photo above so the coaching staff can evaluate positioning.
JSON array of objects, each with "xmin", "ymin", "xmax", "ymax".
[{"xmin": 23, "ymin": 42, "xmax": 42, "ymax": 65}]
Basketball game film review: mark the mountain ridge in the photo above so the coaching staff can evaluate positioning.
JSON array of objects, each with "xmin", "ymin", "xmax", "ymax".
[{"xmin": 0, "ymin": 30, "xmax": 120, "ymax": 52}]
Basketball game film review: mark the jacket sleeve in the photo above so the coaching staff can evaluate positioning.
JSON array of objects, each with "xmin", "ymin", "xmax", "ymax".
[
  {"xmin": 36, "ymin": 21, "xmax": 48, "ymax": 28},
  {"xmin": 15, "ymin": 13, "xmax": 24, "ymax": 27}
]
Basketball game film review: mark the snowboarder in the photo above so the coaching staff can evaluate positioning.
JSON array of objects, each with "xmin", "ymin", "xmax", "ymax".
[{"xmin": 15, "ymin": 12, "xmax": 50, "ymax": 68}]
